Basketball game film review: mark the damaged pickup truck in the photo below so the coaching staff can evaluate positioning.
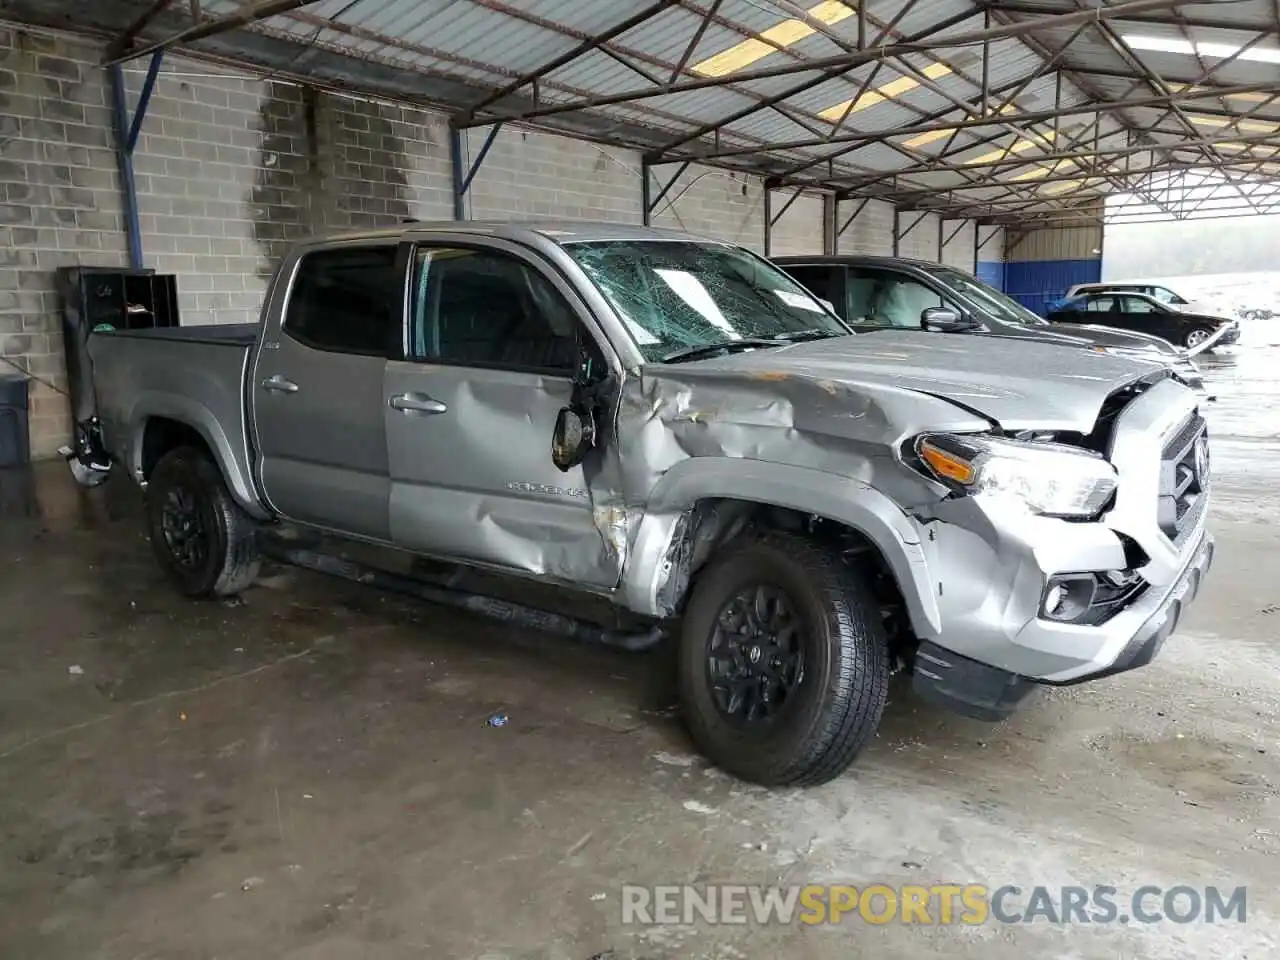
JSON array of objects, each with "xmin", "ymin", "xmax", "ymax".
[{"xmin": 66, "ymin": 222, "xmax": 1215, "ymax": 787}]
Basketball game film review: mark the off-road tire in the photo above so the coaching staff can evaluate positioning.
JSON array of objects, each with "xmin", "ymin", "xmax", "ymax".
[
  {"xmin": 678, "ymin": 532, "xmax": 890, "ymax": 786},
  {"xmin": 146, "ymin": 445, "xmax": 260, "ymax": 598}
]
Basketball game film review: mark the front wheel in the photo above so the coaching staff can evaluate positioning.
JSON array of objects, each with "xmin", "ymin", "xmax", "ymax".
[
  {"xmin": 1184, "ymin": 327, "xmax": 1215, "ymax": 350},
  {"xmin": 146, "ymin": 445, "xmax": 261, "ymax": 598},
  {"xmin": 677, "ymin": 532, "xmax": 890, "ymax": 787}
]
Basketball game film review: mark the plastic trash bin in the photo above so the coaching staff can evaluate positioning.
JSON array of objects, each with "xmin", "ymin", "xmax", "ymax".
[{"xmin": 0, "ymin": 373, "xmax": 31, "ymax": 467}]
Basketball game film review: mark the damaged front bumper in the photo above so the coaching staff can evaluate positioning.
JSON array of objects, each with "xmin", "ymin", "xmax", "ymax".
[
  {"xmin": 912, "ymin": 528, "xmax": 1214, "ymax": 720},
  {"xmin": 908, "ymin": 377, "xmax": 1212, "ymax": 720}
]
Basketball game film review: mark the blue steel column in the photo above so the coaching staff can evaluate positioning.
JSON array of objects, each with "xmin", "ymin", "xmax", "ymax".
[
  {"xmin": 449, "ymin": 123, "xmax": 503, "ymax": 221},
  {"xmin": 449, "ymin": 126, "xmax": 466, "ymax": 220},
  {"xmin": 108, "ymin": 50, "xmax": 163, "ymax": 270}
]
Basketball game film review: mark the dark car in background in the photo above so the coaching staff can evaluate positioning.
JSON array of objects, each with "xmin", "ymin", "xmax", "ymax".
[
  {"xmin": 1046, "ymin": 291, "xmax": 1240, "ymax": 351},
  {"xmin": 773, "ymin": 255, "xmax": 1207, "ymax": 392}
]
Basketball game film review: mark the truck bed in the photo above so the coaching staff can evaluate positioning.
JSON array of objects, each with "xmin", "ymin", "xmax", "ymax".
[{"xmin": 88, "ymin": 324, "xmax": 259, "ymax": 505}]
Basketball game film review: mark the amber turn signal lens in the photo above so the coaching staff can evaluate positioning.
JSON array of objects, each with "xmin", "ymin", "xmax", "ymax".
[{"xmin": 919, "ymin": 440, "xmax": 976, "ymax": 485}]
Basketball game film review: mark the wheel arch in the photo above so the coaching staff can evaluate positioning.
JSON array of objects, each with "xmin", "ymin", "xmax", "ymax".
[
  {"xmin": 126, "ymin": 394, "xmax": 268, "ymax": 519},
  {"xmin": 621, "ymin": 459, "xmax": 941, "ymax": 640}
]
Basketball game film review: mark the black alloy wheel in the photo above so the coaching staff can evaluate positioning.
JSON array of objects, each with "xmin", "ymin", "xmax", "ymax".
[{"xmin": 706, "ymin": 584, "xmax": 806, "ymax": 726}]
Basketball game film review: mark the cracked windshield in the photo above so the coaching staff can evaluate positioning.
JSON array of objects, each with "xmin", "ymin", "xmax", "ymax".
[{"xmin": 564, "ymin": 240, "xmax": 851, "ymax": 362}]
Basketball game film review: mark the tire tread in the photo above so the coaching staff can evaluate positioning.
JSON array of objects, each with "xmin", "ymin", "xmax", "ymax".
[
  {"xmin": 148, "ymin": 446, "xmax": 260, "ymax": 598},
  {"xmin": 679, "ymin": 530, "xmax": 889, "ymax": 787}
]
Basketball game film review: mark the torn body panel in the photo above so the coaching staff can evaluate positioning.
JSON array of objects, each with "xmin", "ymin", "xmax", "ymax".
[{"xmin": 607, "ymin": 360, "xmax": 990, "ymax": 627}]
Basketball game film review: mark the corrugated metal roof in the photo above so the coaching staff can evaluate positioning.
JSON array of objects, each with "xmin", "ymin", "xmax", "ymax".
[{"xmin": 7, "ymin": 0, "xmax": 1279, "ymax": 226}]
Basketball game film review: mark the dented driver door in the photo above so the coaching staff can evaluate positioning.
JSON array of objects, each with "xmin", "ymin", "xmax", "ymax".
[{"xmin": 383, "ymin": 239, "xmax": 623, "ymax": 590}]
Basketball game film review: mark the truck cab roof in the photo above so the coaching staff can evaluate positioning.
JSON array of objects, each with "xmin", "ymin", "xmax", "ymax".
[{"xmin": 289, "ymin": 220, "xmax": 713, "ymax": 250}]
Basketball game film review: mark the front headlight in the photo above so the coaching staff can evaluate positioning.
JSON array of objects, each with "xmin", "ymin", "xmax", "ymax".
[{"xmin": 913, "ymin": 433, "xmax": 1118, "ymax": 518}]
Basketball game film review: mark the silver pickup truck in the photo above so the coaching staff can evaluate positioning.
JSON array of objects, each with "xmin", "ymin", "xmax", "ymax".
[{"xmin": 66, "ymin": 222, "xmax": 1214, "ymax": 787}]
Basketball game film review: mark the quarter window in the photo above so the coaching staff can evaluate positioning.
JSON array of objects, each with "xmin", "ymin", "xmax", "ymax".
[
  {"xmin": 282, "ymin": 245, "xmax": 401, "ymax": 356},
  {"xmin": 410, "ymin": 247, "xmax": 579, "ymax": 372}
]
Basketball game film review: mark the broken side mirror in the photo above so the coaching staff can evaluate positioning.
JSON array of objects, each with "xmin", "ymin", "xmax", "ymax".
[
  {"xmin": 552, "ymin": 406, "xmax": 594, "ymax": 472},
  {"xmin": 921, "ymin": 306, "xmax": 977, "ymax": 332},
  {"xmin": 552, "ymin": 335, "xmax": 605, "ymax": 472}
]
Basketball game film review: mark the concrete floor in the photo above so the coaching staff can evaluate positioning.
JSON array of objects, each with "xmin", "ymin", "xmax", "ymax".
[{"xmin": 2, "ymin": 330, "xmax": 1279, "ymax": 960}]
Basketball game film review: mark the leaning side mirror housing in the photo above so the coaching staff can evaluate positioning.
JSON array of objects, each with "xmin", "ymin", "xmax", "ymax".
[
  {"xmin": 920, "ymin": 306, "xmax": 975, "ymax": 332},
  {"xmin": 551, "ymin": 406, "xmax": 594, "ymax": 472}
]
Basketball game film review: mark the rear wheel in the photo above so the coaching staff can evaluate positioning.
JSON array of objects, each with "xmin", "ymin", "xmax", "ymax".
[
  {"xmin": 1184, "ymin": 327, "xmax": 1214, "ymax": 350},
  {"xmin": 146, "ymin": 445, "xmax": 260, "ymax": 598},
  {"xmin": 677, "ymin": 532, "xmax": 890, "ymax": 787}
]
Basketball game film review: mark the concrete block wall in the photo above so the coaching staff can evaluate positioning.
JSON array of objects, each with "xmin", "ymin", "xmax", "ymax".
[
  {"xmin": 131, "ymin": 66, "xmax": 455, "ymax": 325},
  {"xmin": 651, "ymin": 163, "xmax": 766, "ymax": 251},
  {"xmin": 0, "ymin": 27, "xmax": 127, "ymax": 455},
  {"xmin": 896, "ymin": 212, "xmax": 941, "ymax": 261},
  {"xmin": 939, "ymin": 221, "xmax": 978, "ymax": 272},
  {"xmin": 0, "ymin": 28, "xmax": 460, "ymax": 458},
  {"xmin": 979, "ymin": 225, "xmax": 1007, "ymax": 263},
  {"xmin": 465, "ymin": 126, "xmax": 642, "ymax": 223},
  {"xmin": 767, "ymin": 191, "xmax": 824, "ymax": 256},
  {"xmin": 833, "ymin": 197, "xmax": 895, "ymax": 256}
]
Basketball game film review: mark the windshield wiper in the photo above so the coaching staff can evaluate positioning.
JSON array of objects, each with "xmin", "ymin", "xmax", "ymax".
[
  {"xmin": 661, "ymin": 338, "xmax": 789, "ymax": 363},
  {"xmin": 768, "ymin": 328, "xmax": 842, "ymax": 342}
]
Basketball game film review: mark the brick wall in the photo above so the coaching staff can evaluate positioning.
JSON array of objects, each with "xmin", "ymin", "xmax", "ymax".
[
  {"xmin": 464, "ymin": 126, "xmax": 642, "ymax": 223},
  {"xmin": 651, "ymin": 163, "xmax": 767, "ymax": 250},
  {"xmin": 0, "ymin": 27, "xmax": 126, "ymax": 457},
  {"xmin": 940, "ymin": 220, "xmax": 978, "ymax": 273},
  {"xmin": 896, "ymin": 212, "xmax": 940, "ymax": 261},
  {"xmin": 833, "ymin": 197, "xmax": 895, "ymax": 256},
  {"xmin": 0, "ymin": 28, "xmax": 457, "ymax": 458},
  {"xmin": 767, "ymin": 191, "xmax": 824, "ymax": 256}
]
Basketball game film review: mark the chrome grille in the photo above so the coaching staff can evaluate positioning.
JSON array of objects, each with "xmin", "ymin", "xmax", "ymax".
[{"xmin": 1159, "ymin": 414, "xmax": 1209, "ymax": 544}]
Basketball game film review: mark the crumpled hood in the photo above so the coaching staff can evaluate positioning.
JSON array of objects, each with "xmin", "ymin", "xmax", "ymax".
[{"xmin": 686, "ymin": 329, "xmax": 1169, "ymax": 432}]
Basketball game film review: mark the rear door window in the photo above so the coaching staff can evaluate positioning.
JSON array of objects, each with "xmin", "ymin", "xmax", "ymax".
[
  {"xmin": 283, "ymin": 245, "xmax": 401, "ymax": 357},
  {"xmin": 1084, "ymin": 296, "xmax": 1116, "ymax": 313}
]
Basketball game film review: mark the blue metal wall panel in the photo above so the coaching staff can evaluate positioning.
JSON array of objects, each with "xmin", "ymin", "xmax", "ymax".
[
  {"xmin": 976, "ymin": 260, "xmax": 1006, "ymax": 291},
  {"xmin": 1005, "ymin": 258, "xmax": 1101, "ymax": 316}
]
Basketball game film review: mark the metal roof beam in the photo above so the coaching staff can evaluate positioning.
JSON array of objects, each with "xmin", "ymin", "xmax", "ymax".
[
  {"xmin": 104, "ymin": 0, "xmax": 174, "ymax": 61},
  {"xmin": 977, "ymin": 1, "xmax": 1280, "ymax": 34},
  {"xmin": 647, "ymin": 0, "xmax": 952, "ymax": 159},
  {"xmin": 101, "ymin": 0, "xmax": 323, "ymax": 65},
  {"xmin": 878, "ymin": 159, "xmax": 1280, "ymax": 200},
  {"xmin": 668, "ymin": 0, "xmax": 723, "ymax": 85},
  {"xmin": 986, "ymin": 202, "xmax": 1280, "ymax": 226},
  {"xmin": 698, "ymin": 81, "xmax": 1277, "ymax": 164},
  {"xmin": 845, "ymin": 128, "xmax": 1280, "ymax": 177},
  {"xmin": 467, "ymin": 0, "xmax": 1186, "ymax": 128},
  {"xmin": 457, "ymin": 0, "xmax": 681, "ymax": 122}
]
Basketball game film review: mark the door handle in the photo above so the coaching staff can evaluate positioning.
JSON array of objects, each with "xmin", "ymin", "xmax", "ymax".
[
  {"xmin": 390, "ymin": 393, "xmax": 447, "ymax": 414},
  {"xmin": 262, "ymin": 375, "xmax": 299, "ymax": 394}
]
